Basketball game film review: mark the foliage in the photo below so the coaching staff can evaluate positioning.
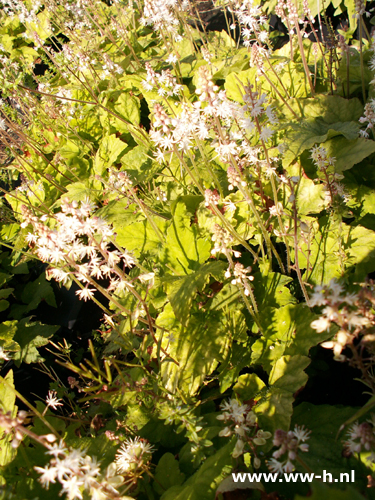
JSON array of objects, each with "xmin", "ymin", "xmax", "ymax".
[{"xmin": 0, "ymin": 0, "xmax": 375, "ymax": 499}]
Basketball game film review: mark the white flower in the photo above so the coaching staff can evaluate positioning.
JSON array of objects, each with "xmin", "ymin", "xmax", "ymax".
[
  {"xmin": 0, "ymin": 347, "xmax": 10, "ymax": 361},
  {"xmin": 292, "ymin": 425, "xmax": 311, "ymax": 442},
  {"xmin": 46, "ymin": 440, "xmax": 68, "ymax": 457},
  {"xmin": 75, "ymin": 288, "xmax": 96, "ymax": 302},
  {"xmin": 267, "ymin": 457, "xmax": 284, "ymax": 474},
  {"xmin": 115, "ymin": 437, "xmax": 154, "ymax": 474},
  {"xmin": 60, "ymin": 475, "xmax": 84, "ymax": 500},
  {"xmin": 46, "ymin": 390, "xmax": 63, "ymax": 410},
  {"xmin": 259, "ymin": 126, "xmax": 275, "ymax": 142},
  {"xmin": 34, "ymin": 465, "xmax": 58, "ymax": 488},
  {"xmin": 311, "ymin": 316, "xmax": 331, "ymax": 332},
  {"xmin": 138, "ymin": 272, "xmax": 155, "ymax": 286},
  {"xmin": 166, "ymin": 54, "xmax": 178, "ymax": 64},
  {"xmin": 232, "ymin": 438, "xmax": 245, "ymax": 458}
]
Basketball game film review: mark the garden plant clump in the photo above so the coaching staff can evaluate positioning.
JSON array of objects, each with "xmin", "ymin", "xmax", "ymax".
[{"xmin": 3, "ymin": 0, "xmax": 375, "ymax": 498}]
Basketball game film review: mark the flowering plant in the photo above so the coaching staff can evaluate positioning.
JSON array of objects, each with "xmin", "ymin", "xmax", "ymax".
[{"xmin": 1, "ymin": 0, "xmax": 375, "ymax": 499}]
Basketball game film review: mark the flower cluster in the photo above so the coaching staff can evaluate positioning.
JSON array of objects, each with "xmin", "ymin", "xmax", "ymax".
[
  {"xmin": 2, "ymin": 0, "xmax": 42, "ymax": 25},
  {"xmin": 267, "ymin": 426, "xmax": 310, "ymax": 473},
  {"xmin": 140, "ymin": 0, "xmax": 185, "ymax": 40},
  {"xmin": 310, "ymin": 279, "xmax": 371, "ymax": 360},
  {"xmin": 217, "ymin": 398, "xmax": 271, "ymax": 464},
  {"xmin": 46, "ymin": 390, "xmax": 63, "ymax": 410},
  {"xmin": 359, "ymin": 100, "xmax": 375, "ymax": 138},
  {"xmin": 216, "ymin": 0, "xmax": 268, "ymax": 48},
  {"xmin": 21, "ymin": 198, "xmax": 136, "ymax": 301},
  {"xmin": 310, "ymin": 145, "xmax": 349, "ymax": 207},
  {"xmin": 115, "ymin": 437, "xmax": 154, "ymax": 476},
  {"xmin": 211, "ymin": 224, "xmax": 241, "ymax": 257},
  {"xmin": 344, "ymin": 417, "xmax": 375, "ymax": 457},
  {"xmin": 0, "ymin": 408, "xmax": 29, "ymax": 448},
  {"xmin": 225, "ymin": 262, "xmax": 254, "ymax": 296},
  {"xmin": 204, "ymin": 188, "xmax": 221, "ymax": 208},
  {"xmin": 107, "ymin": 168, "xmax": 133, "ymax": 194},
  {"xmin": 310, "ymin": 145, "xmax": 335, "ymax": 170},
  {"xmin": 227, "ymin": 166, "xmax": 247, "ymax": 190},
  {"xmin": 142, "ymin": 62, "xmax": 183, "ymax": 97},
  {"xmin": 35, "ymin": 440, "xmax": 126, "ymax": 500}
]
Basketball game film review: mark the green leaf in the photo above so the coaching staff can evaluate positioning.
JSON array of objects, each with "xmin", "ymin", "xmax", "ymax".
[
  {"xmin": 12, "ymin": 318, "xmax": 59, "ymax": 365},
  {"xmin": 159, "ymin": 307, "xmax": 230, "ymax": 395},
  {"xmin": 322, "ymin": 136, "xmax": 375, "ymax": 173},
  {"xmin": 283, "ymin": 120, "xmax": 360, "ymax": 167},
  {"xmin": 160, "ymin": 440, "xmax": 234, "ymax": 500},
  {"xmin": 225, "ymin": 62, "xmax": 309, "ymax": 102},
  {"xmin": 218, "ymin": 342, "xmax": 252, "ymax": 393},
  {"xmin": 95, "ymin": 199, "xmax": 144, "ymax": 226},
  {"xmin": 0, "ymin": 321, "xmax": 19, "ymax": 352},
  {"xmin": 0, "ymin": 370, "xmax": 15, "ymax": 415},
  {"xmin": 113, "ymin": 93, "xmax": 140, "ymax": 127},
  {"xmin": 0, "ymin": 370, "xmax": 17, "ymax": 468},
  {"xmin": 268, "ymin": 354, "xmax": 310, "ymax": 392},
  {"xmin": 166, "ymin": 261, "xmax": 226, "ymax": 325},
  {"xmin": 94, "ymin": 134, "xmax": 127, "ymax": 176},
  {"xmin": 0, "ymin": 300, "xmax": 9, "ymax": 312},
  {"xmin": 284, "ymin": 95, "xmax": 363, "ymax": 124},
  {"xmin": 337, "ymin": 56, "xmax": 373, "ymax": 96},
  {"xmin": 154, "ymin": 453, "xmax": 185, "ymax": 495},
  {"xmin": 292, "ymin": 403, "xmax": 370, "ymax": 493},
  {"xmin": 294, "ymin": 217, "xmax": 375, "ymax": 284},
  {"xmin": 0, "ymin": 288, "xmax": 15, "ymax": 300},
  {"xmin": 233, "ymin": 373, "xmax": 266, "ymax": 400},
  {"xmin": 116, "ymin": 217, "xmax": 168, "ymax": 257},
  {"xmin": 0, "ymin": 273, "xmax": 12, "ymax": 288},
  {"xmin": 63, "ymin": 181, "xmax": 100, "ymax": 203},
  {"xmin": 254, "ymin": 388, "xmax": 294, "ymax": 434},
  {"xmin": 60, "ymin": 139, "xmax": 81, "ymax": 160},
  {"xmin": 346, "ymin": 185, "xmax": 375, "ymax": 216},
  {"xmin": 11, "ymin": 273, "xmax": 56, "ymax": 319},
  {"xmin": 99, "ymin": 91, "xmax": 140, "ymax": 133},
  {"xmin": 296, "ymin": 175, "xmax": 327, "ymax": 215},
  {"xmin": 121, "ymin": 145, "xmax": 157, "ymax": 183},
  {"xmin": 252, "ymin": 272, "xmax": 297, "ymax": 309},
  {"xmin": 282, "ymin": 96, "xmax": 365, "ymax": 167},
  {"xmin": 254, "ymin": 355, "xmax": 310, "ymax": 433},
  {"xmin": 207, "ymin": 283, "xmax": 241, "ymax": 312},
  {"xmin": 161, "ymin": 201, "xmax": 211, "ymax": 275}
]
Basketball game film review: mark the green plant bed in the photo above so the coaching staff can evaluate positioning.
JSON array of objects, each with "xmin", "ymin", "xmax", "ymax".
[{"xmin": 1, "ymin": 0, "xmax": 375, "ymax": 499}]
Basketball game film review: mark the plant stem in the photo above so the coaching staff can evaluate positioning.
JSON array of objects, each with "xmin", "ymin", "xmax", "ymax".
[{"xmin": 359, "ymin": 16, "xmax": 367, "ymax": 102}]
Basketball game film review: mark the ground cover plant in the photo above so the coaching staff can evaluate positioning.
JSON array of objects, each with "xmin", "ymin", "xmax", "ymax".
[{"xmin": 3, "ymin": 0, "xmax": 375, "ymax": 498}]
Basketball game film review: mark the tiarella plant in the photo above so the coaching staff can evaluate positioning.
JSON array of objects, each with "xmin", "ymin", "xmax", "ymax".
[{"xmin": 1, "ymin": 0, "xmax": 375, "ymax": 499}]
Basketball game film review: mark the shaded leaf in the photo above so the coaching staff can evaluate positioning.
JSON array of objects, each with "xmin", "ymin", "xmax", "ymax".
[
  {"xmin": 166, "ymin": 261, "xmax": 226, "ymax": 325},
  {"xmin": 0, "ymin": 321, "xmax": 19, "ymax": 352},
  {"xmin": 293, "ymin": 403, "xmax": 370, "ymax": 493},
  {"xmin": 295, "ymin": 483, "xmax": 366, "ymax": 500},
  {"xmin": 154, "ymin": 453, "xmax": 185, "ymax": 495},
  {"xmin": 159, "ymin": 307, "xmax": 231, "ymax": 394},
  {"xmin": 0, "ymin": 370, "xmax": 17, "ymax": 468},
  {"xmin": 160, "ymin": 440, "xmax": 234, "ymax": 500},
  {"xmin": 12, "ymin": 318, "xmax": 59, "ymax": 365}
]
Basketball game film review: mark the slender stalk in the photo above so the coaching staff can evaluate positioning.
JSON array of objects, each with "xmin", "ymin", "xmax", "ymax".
[
  {"xmin": 295, "ymin": 23, "xmax": 315, "ymax": 96},
  {"xmin": 359, "ymin": 16, "xmax": 367, "ymax": 102}
]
